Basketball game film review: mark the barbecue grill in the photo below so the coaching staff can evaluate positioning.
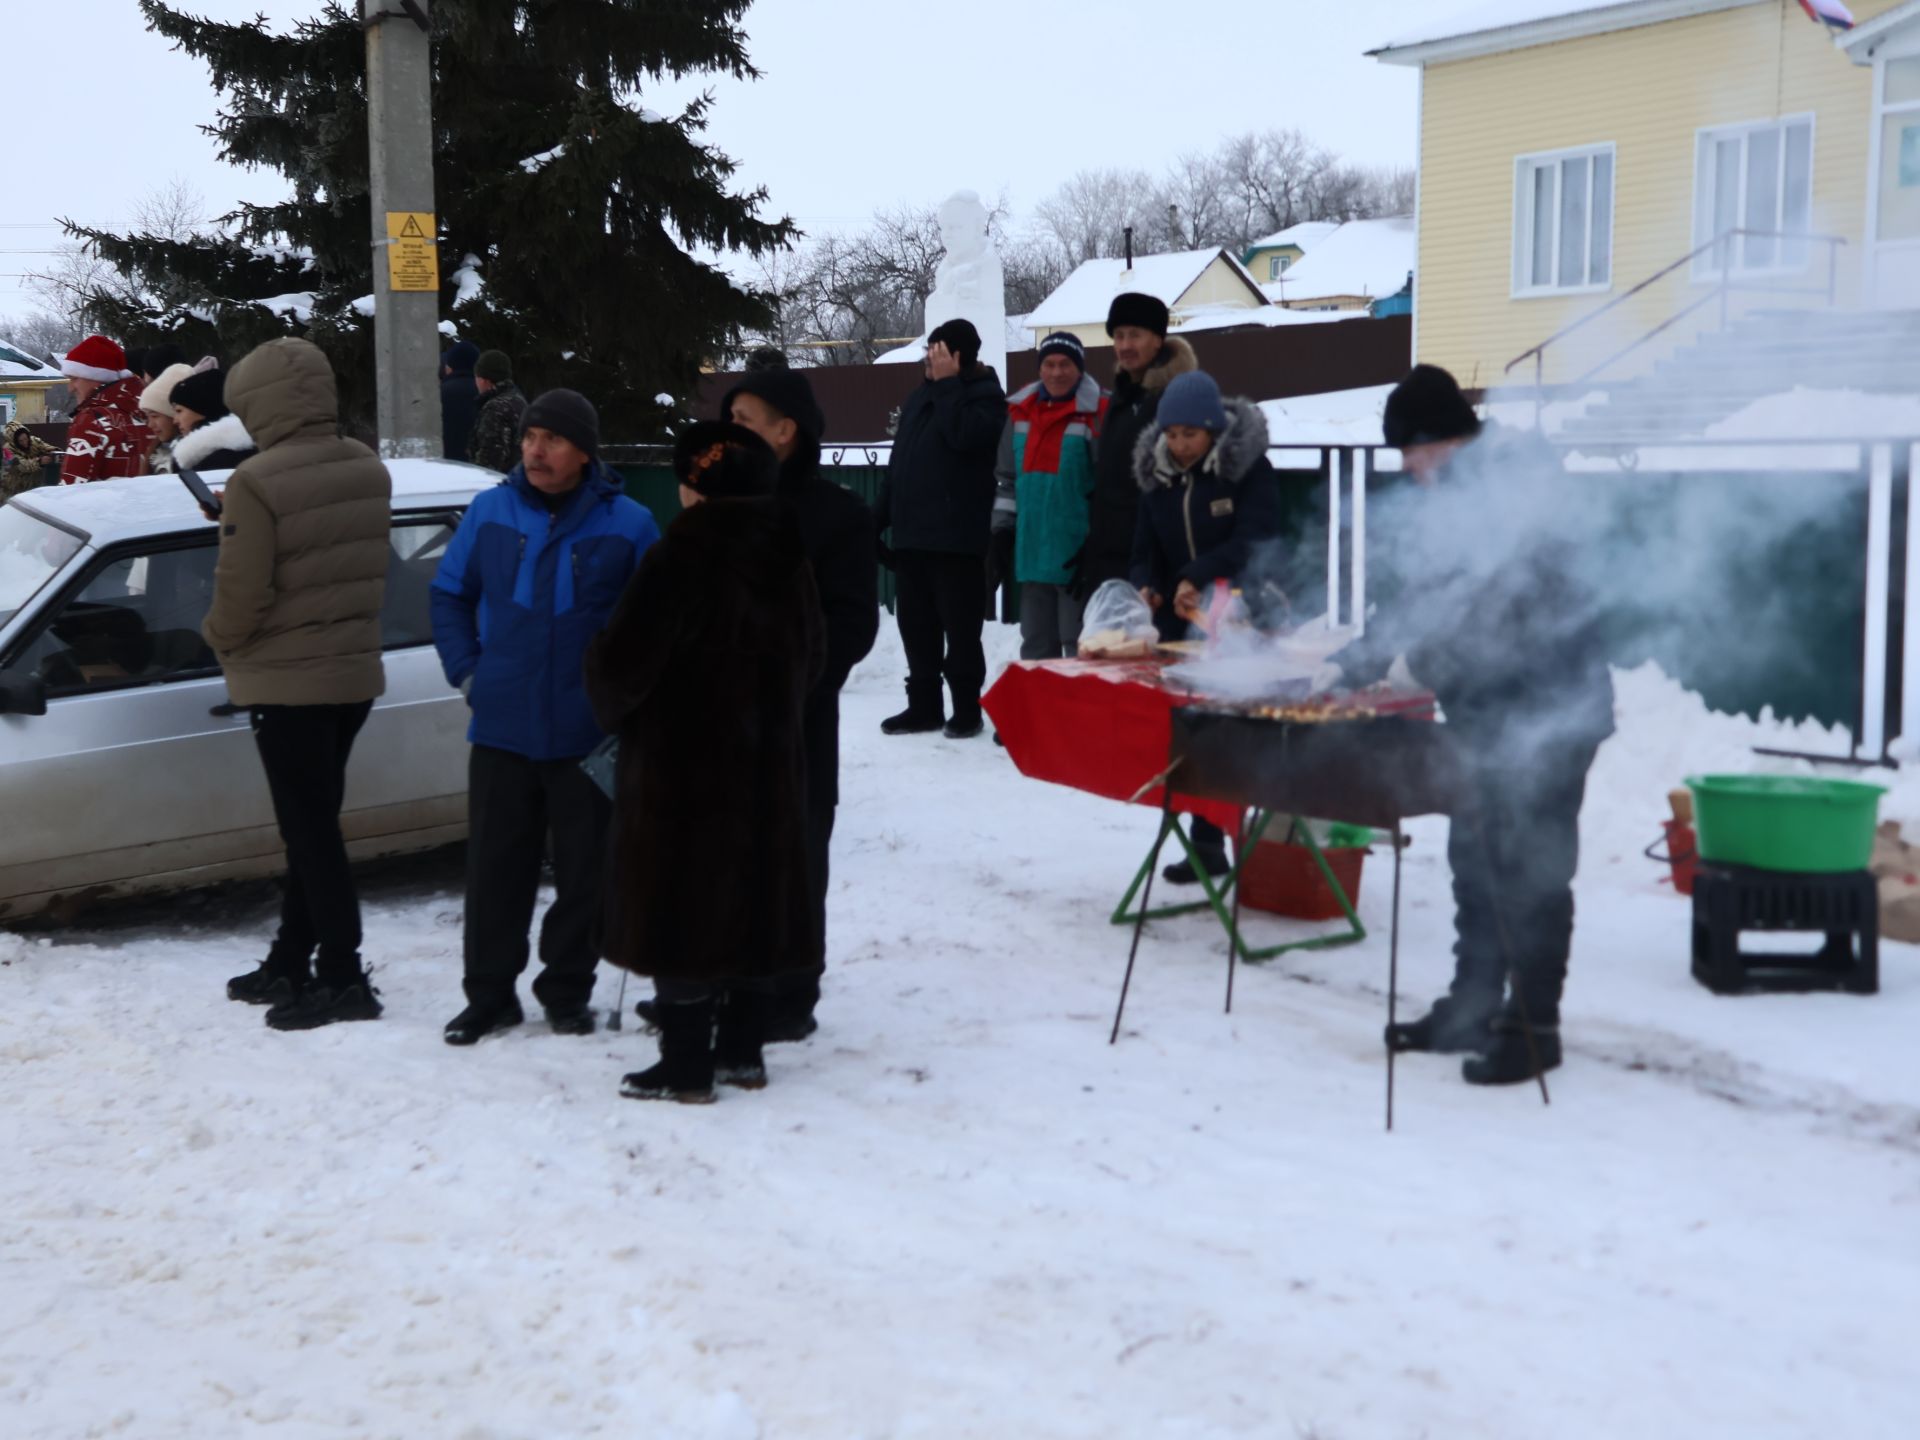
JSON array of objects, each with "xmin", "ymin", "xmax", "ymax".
[{"xmin": 1112, "ymin": 701, "xmax": 1481, "ymax": 1129}]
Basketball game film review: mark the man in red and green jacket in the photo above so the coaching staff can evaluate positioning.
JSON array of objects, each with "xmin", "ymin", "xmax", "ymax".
[{"xmin": 991, "ymin": 331, "xmax": 1109, "ymax": 659}]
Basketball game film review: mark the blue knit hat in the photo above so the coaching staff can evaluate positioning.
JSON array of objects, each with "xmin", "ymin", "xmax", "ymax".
[{"xmin": 1158, "ymin": 371, "xmax": 1228, "ymax": 433}]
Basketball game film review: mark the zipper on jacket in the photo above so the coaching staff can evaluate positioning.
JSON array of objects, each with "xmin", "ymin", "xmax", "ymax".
[{"xmin": 1182, "ymin": 476, "xmax": 1198, "ymax": 562}]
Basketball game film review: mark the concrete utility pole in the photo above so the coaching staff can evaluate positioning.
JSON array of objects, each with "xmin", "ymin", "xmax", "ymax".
[{"xmin": 361, "ymin": 0, "xmax": 442, "ymax": 459}]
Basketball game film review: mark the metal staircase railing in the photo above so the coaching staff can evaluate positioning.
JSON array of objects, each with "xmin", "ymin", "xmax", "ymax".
[{"xmin": 1505, "ymin": 229, "xmax": 1846, "ymax": 392}]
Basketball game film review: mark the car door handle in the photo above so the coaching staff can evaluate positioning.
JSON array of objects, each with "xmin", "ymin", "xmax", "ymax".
[{"xmin": 209, "ymin": 702, "xmax": 245, "ymax": 718}]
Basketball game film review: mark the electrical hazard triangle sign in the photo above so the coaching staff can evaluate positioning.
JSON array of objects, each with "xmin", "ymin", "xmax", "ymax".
[{"xmin": 384, "ymin": 211, "xmax": 439, "ymax": 292}]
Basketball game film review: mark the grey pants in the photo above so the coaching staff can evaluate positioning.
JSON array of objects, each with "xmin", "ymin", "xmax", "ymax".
[{"xmin": 1019, "ymin": 582, "xmax": 1085, "ymax": 661}]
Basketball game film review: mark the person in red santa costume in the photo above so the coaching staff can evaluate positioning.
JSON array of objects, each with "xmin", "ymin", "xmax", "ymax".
[{"xmin": 58, "ymin": 335, "xmax": 150, "ymax": 484}]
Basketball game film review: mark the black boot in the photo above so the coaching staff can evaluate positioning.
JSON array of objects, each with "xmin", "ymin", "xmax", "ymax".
[
  {"xmin": 1162, "ymin": 845, "xmax": 1232, "ymax": 886},
  {"xmin": 544, "ymin": 1004, "xmax": 597, "ymax": 1036},
  {"xmin": 266, "ymin": 974, "xmax": 383, "ymax": 1031},
  {"xmin": 444, "ymin": 997, "xmax": 525, "ymax": 1046},
  {"xmin": 621, "ymin": 997, "xmax": 717, "ymax": 1103},
  {"xmin": 943, "ymin": 707, "xmax": 984, "ymax": 740},
  {"xmin": 714, "ymin": 991, "xmax": 768, "ymax": 1090},
  {"xmin": 1462, "ymin": 1012, "xmax": 1563, "ymax": 1086},
  {"xmin": 1385, "ymin": 993, "xmax": 1500, "ymax": 1054},
  {"xmin": 882, "ymin": 706, "xmax": 946, "ymax": 735},
  {"xmin": 227, "ymin": 952, "xmax": 311, "ymax": 1006},
  {"xmin": 881, "ymin": 682, "xmax": 945, "ymax": 735}
]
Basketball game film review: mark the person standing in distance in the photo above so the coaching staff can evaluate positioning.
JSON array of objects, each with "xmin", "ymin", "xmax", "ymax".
[
  {"xmin": 874, "ymin": 318, "xmax": 1006, "ymax": 738},
  {"xmin": 722, "ymin": 361, "xmax": 878, "ymax": 1039},
  {"xmin": 1075, "ymin": 295, "xmax": 1197, "ymax": 600},
  {"xmin": 210, "ymin": 339, "xmax": 393, "ymax": 1030},
  {"xmin": 431, "ymin": 389, "xmax": 660, "ymax": 1045}
]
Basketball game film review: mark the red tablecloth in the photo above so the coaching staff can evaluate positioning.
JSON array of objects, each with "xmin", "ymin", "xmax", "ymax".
[{"xmin": 982, "ymin": 659, "xmax": 1245, "ymax": 831}]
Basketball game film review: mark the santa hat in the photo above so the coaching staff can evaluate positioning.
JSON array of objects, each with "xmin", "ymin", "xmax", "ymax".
[{"xmin": 62, "ymin": 335, "xmax": 130, "ymax": 384}]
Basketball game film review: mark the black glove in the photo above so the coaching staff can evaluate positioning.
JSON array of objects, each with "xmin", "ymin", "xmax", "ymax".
[
  {"xmin": 989, "ymin": 526, "xmax": 1016, "ymax": 586},
  {"xmin": 1064, "ymin": 545, "xmax": 1092, "ymax": 602}
]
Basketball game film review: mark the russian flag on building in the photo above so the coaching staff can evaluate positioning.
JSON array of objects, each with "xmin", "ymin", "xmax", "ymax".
[{"xmin": 1798, "ymin": 0, "xmax": 1856, "ymax": 30}]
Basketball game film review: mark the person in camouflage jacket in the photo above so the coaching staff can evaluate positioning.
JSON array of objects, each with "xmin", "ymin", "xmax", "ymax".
[
  {"xmin": 3, "ymin": 420, "xmax": 61, "ymax": 499},
  {"xmin": 467, "ymin": 350, "xmax": 527, "ymax": 473}
]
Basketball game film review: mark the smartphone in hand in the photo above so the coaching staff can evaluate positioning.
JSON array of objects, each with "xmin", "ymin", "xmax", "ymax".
[{"xmin": 177, "ymin": 464, "xmax": 223, "ymax": 520}]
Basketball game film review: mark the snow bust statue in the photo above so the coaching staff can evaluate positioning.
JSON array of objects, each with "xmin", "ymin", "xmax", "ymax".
[{"xmin": 924, "ymin": 189, "xmax": 1006, "ymax": 384}]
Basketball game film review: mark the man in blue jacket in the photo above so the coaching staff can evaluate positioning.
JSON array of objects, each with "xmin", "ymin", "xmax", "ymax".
[{"xmin": 431, "ymin": 389, "xmax": 659, "ymax": 1045}]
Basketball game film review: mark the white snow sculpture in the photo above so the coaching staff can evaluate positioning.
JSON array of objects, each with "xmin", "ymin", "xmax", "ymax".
[{"xmin": 923, "ymin": 190, "xmax": 1006, "ymax": 385}]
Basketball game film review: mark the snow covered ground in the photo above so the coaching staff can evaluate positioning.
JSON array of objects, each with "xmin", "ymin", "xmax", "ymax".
[{"xmin": 4, "ymin": 627, "xmax": 1919, "ymax": 1439}]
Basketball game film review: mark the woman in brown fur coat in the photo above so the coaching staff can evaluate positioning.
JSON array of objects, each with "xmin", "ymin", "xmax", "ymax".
[{"xmin": 584, "ymin": 422, "xmax": 826, "ymax": 1103}]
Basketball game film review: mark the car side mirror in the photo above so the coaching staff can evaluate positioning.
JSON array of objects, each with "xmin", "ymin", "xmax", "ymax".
[{"xmin": 0, "ymin": 668, "xmax": 48, "ymax": 717}]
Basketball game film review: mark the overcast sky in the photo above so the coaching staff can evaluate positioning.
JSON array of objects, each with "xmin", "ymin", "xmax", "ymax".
[{"xmin": 3, "ymin": 0, "xmax": 1433, "ymax": 322}]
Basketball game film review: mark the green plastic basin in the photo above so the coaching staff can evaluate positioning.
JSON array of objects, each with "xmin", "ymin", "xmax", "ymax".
[{"xmin": 1685, "ymin": 775, "xmax": 1886, "ymax": 873}]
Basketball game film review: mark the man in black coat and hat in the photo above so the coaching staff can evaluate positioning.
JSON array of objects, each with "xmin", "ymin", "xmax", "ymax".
[
  {"xmin": 440, "ymin": 341, "xmax": 482, "ymax": 463},
  {"xmin": 875, "ymin": 318, "xmax": 1007, "ymax": 739},
  {"xmin": 1330, "ymin": 365, "xmax": 1616, "ymax": 1087},
  {"xmin": 1076, "ymin": 292, "xmax": 1199, "ymax": 600},
  {"xmin": 722, "ymin": 362, "xmax": 879, "ymax": 1039}
]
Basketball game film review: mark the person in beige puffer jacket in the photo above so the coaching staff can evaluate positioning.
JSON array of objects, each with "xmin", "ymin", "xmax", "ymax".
[{"xmin": 203, "ymin": 337, "xmax": 393, "ymax": 1032}]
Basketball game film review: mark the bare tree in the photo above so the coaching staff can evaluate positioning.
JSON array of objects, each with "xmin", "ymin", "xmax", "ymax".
[
  {"xmin": 1000, "ymin": 234, "xmax": 1069, "ymax": 317},
  {"xmin": 0, "ymin": 310, "xmax": 85, "ymax": 363},
  {"xmin": 27, "ymin": 178, "xmax": 211, "ymax": 336},
  {"xmin": 131, "ymin": 176, "xmax": 208, "ymax": 243},
  {"xmin": 1033, "ymin": 168, "xmax": 1159, "ymax": 266},
  {"xmin": 1153, "ymin": 149, "xmax": 1236, "ymax": 252}
]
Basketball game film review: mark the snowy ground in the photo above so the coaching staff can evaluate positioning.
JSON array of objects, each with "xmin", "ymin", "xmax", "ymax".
[{"xmin": 4, "ymin": 626, "xmax": 1918, "ymax": 1439}]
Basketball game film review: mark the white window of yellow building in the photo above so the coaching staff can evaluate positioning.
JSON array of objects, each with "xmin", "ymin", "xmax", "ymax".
[
  {"xmin": 1692, "ymin": 115, "xmax": 1815, "ymax": 278},
  {"xmin": 1511, "ymin": 143, "xmax": 1615, "ymax": 298}
]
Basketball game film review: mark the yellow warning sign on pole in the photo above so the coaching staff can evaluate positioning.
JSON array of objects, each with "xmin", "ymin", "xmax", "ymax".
[{"xmin": 385, "ymin": 211, "xmax": 439, "ymax": 292}]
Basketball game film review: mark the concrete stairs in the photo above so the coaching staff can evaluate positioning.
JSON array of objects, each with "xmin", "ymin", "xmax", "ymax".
[{"xmin": 1552, "ymin": 308, "xmax": 1920, "ymax": 444}]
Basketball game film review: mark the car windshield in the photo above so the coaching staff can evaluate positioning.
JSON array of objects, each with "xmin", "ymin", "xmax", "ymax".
[{"xmin": 0, "ymin": 504, "xmax": 85, "ymax": 630}]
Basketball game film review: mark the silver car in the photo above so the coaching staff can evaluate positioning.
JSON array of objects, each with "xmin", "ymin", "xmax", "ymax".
[{"xmin": 0, "ymin": 459, "xmax": 495, "ymax": 923}]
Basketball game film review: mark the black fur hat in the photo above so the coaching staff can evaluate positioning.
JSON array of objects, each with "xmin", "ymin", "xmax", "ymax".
[
  {"xmin": 674, "ymin": 420, "xmax": 778, "ymax": 499},
  {"xmin": 1382, "ymin": 364, "xmax": 1482, "ymax": 450}
]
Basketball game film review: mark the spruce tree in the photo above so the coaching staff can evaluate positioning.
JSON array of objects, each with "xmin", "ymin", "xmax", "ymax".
[{"xmin": 73, "ymin": 0, "xmax": 792, "ymax": 439}]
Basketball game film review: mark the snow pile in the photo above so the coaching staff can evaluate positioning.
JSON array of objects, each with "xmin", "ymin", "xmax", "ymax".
[
  {"xmin": 450, "ymin": 255, "xmax": 486, "ymax": 309},
  {"xmin": 348, "ymin": 294, "xmax": 377, "ymax": 319},
  {"xmin": 1266, "ymin": 216, "xmax": 1415, "ymax": 305},
  {"xmin": 2, "ymin": 627, "xmax": 1917, "ymax": 1437},
  {"xmin": 254, "ymin": 292, "xmax": 317, "ymax": 324}
]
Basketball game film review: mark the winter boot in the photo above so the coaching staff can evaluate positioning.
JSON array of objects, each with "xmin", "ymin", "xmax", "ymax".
[
  {"xmin": 943, "ymin": 711, "xmax": 985, "ymax": 740},
  {"xmin": 544, "ymin": 1004, "xmax": 597, "ymax": 1037},
  {"xmin": 444, "ymin": 997, "xmax": 525, "ymax": 1046},
  {"xmin": 882, "ymin": 706, "xmax": 946, "ymax": 736},
  {"xmin": 713, "ymin": 991, "xmax": 769, "ymax": 1090},
  {"xmin": 1162, "ymin": 843, "xmax": 1232, "ymax": 886},
  {"xmin": 881, "ymin": 682, "xmax": 945, "ymax": 736},
  {"xmin": 1385, "ymin": 993, "xmax": 1501, "ymax": 1055},
  {"xmin": 266, "ymin": 975, "xmax": 383, "ymax": 1032},
  {"xmin": 1462, "ymin": 1012, "xmax": 1563, "ymax": 1086},
  {"xmin": 227, "ymin": 952, "xmax": 311, "ymax": 1006},
  {"xmin": 620, "ymin": 997, "xmax": 717, "ymax": 1104}
]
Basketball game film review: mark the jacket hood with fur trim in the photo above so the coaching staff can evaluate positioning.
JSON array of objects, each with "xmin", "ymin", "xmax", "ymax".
[
  {"xmin": 1132, "ymin": 395, "xmax": 1270, "ymax": 492},
  {"xmin": 171, "ymin": 413, "xmax": 257, "ymax": 470}
]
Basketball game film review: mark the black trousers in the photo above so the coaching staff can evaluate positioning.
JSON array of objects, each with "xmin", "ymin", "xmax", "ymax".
[
  {"xmin": 893, "ymin": 549, "xmax": 988, "ymax": 719},
  {"xmin": 252, "ymin": 700, "xmax": 374, "ymax": 985},
  {"xmin": 464, "ymin": 744, "xmax": 611, "ymax": 1011},
  {"xmin": 769, "ymin": 799, "xmax": 837, "ymax": 1019},
  {"xmin": 1445, "ymin": 734, "xmax": 1604, "ymax": 1024}
]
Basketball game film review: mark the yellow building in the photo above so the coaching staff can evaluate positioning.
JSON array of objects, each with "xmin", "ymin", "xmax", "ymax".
[
  {"xmin": 1242, "ymin": 221, "xmax": 1341, "ymax": 285},
  {"xmin": 1373, "ymin": 0, "xmax": 1920, "ymax": 388},
  {"xmin": 0, "ymin": 340, "xmax": 64, "ymax": 425}
]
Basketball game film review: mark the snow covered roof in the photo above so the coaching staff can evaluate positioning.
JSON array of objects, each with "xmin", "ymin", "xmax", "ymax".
[
  {"xmin": 1172, "ymin": 305, "xmax": 1361, "ymax": 336},
  {"xmin": 1371, "ymin": 0, "xmax": 1765, "ymax": 65},
  {"xmin": 1259, "ymin": 385, "xmax": 1395, "ymax": 448},
  {"xmin": 1246, "ymin": 221, "xmax": 1341, "ymax": 255},
  {"xmin": 1263, "ymin": 217, "xmax": 1415, "ymax": 304},
  {"xmin": 0, "ymin": 341, "xmax": 60, "ymax": 380},
  {"xmin": 1026, "ymin": 248, "xmax": 1265, "ymax": 331}
]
